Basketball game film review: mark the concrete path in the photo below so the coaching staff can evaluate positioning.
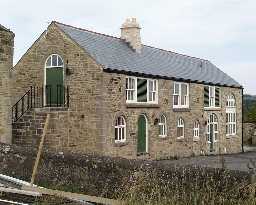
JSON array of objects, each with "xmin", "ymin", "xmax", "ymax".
[{"xmin": 157, "ymin": 151, "xmax": 256, "ymax": 172}]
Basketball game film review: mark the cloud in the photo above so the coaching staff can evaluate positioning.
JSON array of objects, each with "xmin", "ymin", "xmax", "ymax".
[{"xmin": 0, "ymin": 0, "xmax": 255, "ymax": 94}]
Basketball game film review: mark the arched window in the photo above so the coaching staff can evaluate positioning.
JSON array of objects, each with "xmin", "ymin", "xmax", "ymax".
[
  {"xmin": 45, "ymin": 54, "xmax": 64, "ymax": 68},
  {"xmin": 193, "ymin": 120, "xmax": 200, "ymax": 139},
  {"xmin": 115, "ymin": 116, "xmax": 126, "ymax": 142},
  {"xmin": 207, "ymin": 113, "xmax": 218, "ymax": 142},
  {"xmin": 226, "ymin": 95, "xmax": 236, "ymax": 136},
  {"xmin": 226, "ymin": 95, "xmax": 236, "ymax": 107},
  {"xmin": 159, "ymin": 115, "xmax": 167, "ymax": 137},
  {"xmin": 177, "ymin": 118, "xmax": 184, "ymax": 139}
]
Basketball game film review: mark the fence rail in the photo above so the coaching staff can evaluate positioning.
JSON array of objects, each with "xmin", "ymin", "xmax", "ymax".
[{"xmin": 12, "ymin": 85, "xmax": 69, "ymax": 122}]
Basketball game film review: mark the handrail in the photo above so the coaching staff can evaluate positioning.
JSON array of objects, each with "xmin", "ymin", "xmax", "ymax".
[{"xmin": 12, "ymin": 85, "xmax": 70, "ymax": 123}]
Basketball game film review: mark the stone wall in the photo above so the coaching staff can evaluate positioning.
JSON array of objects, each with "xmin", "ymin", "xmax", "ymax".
[
  {"xmin": 0, "ymin": 25, "xmax": 14, "ymax": 144},
  {"xmin": 12, "ymin": 22, "xmax": 104, "ymax": 154},
  {"xmin": 101, "ymin": 72, "xmax": 242, "ymax": 159},
  {"xmin": 11, "ymin": 22, "xmax": 242, "ymax": 159},
  {"xmin": 243, "ymin": 123, "xmax": 256, "ymax": 145}
]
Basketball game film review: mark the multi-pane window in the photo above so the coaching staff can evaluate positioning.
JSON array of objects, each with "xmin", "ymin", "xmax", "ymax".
[
  {"xmin": 207, "ymin": 113, "xmax": 218, "ymax": 142},
  {"xmin": 173, "ymin": 82, "xmax": 189, "ymax": 108},
  {"xmin": 204, "ymin": 86, "xmax": 220, "ymax": 108},
  {"xmin": 115, "ymin": 116, "xmax": 126, "ymax": 142},
  {"xmin": 126, "ymin": 77, "xmax": 158, "ymax": 103},
  {"xmin": 226, "ymin": 95, "xmax": 236, "ymax": 136},
  {"xmin": 45, "ymin": 54, "xmax": 64, "ymax": 68},
  {"xmin": 149, "ymin": 80, "xmax": 157, "ymax": 102},
  {"xmin": 193, "ymin": 120, "xmax": 200, "ymax": 139},
  {"xmin": 126, "ymin": 77, "xmax": 136, "ymax": 102},
  {"xmin": 159, "ymin": 115, "xmax": 167, "ymax": 137},
  {"xmin": 177, "ymin": 118, "xmax": 184, "ymax": 139}
]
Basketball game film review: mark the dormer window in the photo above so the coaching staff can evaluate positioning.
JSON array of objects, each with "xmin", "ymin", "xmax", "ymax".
[{"xmin": 126, "ymin": 77, "xmax": 158, "ymax": 103}]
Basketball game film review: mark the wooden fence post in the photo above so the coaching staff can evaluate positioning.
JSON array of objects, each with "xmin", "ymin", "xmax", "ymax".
[{"xmin": 30, "ymin": 114, "xmax": 50, "ymax": 186}]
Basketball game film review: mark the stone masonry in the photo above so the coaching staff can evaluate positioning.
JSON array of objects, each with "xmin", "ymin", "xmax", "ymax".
[
  {"xmin": 0, "ymin": 25, "xmax": 14, "ymax": 144},
  {"xmin": 10, "ymin": 20, "xmax": 243, "ymax": 159}
]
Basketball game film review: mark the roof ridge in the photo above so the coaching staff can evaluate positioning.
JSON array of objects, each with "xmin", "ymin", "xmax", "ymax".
[
  {"xmin": 53, "ymin": 21, "xmax": 122, "ymax": 40},
  {"xmin": 53, "ymin": 21, "xmax": 208, "ymax": 62}
]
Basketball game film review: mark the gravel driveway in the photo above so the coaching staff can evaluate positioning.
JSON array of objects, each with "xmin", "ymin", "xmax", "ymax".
[{"xmin": 157, "ymin": 151, "xmax": 256, "ymax": 172}]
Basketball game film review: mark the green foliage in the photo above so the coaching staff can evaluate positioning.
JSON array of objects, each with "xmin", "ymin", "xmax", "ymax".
[{"xmin": 244, "ymin": 95, "xmax": 256, "ymax": 122}]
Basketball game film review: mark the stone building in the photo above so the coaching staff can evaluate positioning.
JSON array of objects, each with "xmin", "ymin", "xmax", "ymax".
[
  {"xmin": 0, "ymin": 24, "xmax": 14, "ymax": 144},
  {"xmin": 10, "ymin": 18, "xmax": 242, "ymax": 159}
]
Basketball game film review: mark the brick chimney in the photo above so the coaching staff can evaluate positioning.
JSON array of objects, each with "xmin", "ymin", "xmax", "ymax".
[{"xmin": 121, "ymin": 18, "xmax": 142, "ymax": 53}]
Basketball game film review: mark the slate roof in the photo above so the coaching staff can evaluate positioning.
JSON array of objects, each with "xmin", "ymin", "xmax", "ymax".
[
  {"xmin": 0, "ymin": 24, "xmax": 11, "ymax": 32},
  {"xmin": 55, "ymin": 22, "xmax": 241, "ymax": 88}
]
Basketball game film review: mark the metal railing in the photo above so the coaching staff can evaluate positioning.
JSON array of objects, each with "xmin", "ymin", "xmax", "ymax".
[{"xmin": 12, "ymin": 85, "xmax": 70, "ymax": 122}]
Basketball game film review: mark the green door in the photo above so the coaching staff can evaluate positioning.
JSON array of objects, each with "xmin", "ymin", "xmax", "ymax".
[
  {"xmin": 46, "ymin": 67, "xmax": 64, "ymax": 106},
  {"xmin": 137, "ymin": 115, "xmax": 147, "ymax": 154}
]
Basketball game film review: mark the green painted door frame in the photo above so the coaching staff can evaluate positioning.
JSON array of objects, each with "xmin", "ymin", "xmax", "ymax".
[
  {"xmin": 137, "ymin": 115, "xmax": 147, "ymax": 154},
  {"xmin": 45, "ymin": 67, "xmax": 64, "ymax": 106}
]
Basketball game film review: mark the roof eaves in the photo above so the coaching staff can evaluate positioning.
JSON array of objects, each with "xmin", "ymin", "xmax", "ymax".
[{"xmin": 103, "ymin": 67, "xmax": 242, "ymax": 89}]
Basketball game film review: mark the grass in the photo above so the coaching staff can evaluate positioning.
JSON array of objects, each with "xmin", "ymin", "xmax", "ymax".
[{"xmin": 117, "ymin": 167, "xmax": 256, "ymax": 205}]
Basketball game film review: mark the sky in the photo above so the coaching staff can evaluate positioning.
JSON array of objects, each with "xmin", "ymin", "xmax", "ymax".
[{"xmin": 1, "ymin": 0, "xmax": 255, "ymax": 94}]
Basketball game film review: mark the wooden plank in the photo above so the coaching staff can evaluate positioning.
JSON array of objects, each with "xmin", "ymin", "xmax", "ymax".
[
  {"xmin": 23, "ymin": 186, "xmax": 123, "ymax": 205},
  {"xmin": 0, "ymin": 187, "xmax": 41, "ymax": 197},
  {"xmin": 30, "ymin": 114, "xmax": 50, "ymax": 185},
  {"xmin": 0, "ymin": 198, "xmax": 29, "ymax": 205}
]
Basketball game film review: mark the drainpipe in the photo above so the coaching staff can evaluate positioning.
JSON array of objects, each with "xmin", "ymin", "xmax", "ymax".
[{"xmin": 242, "ymin": 87, "xmax": 244, "ymax": 153}]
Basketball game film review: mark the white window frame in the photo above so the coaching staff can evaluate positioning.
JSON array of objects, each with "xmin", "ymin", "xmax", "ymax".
[
  {"xmin": 114, "ymin": 116, "xmax": 126, "ymax": 143},
  {"xmin": 177, "ymin": 118, "xmax": 185, "ymax": 139},
  {"xmin": 148, "ymin": 79, "xmax": 158, "ymax": 103},
  {"xmin": 126, "ymin": 77, "xmax": 137, "ymax": 102},
  {"xmin": 205, "ymin": 86, "xmax": 221, "ymax": 108},
  {"xmin": 226, "ymin": 95, "xmax": 236, "ymax": 136},
  {"xmin": 173, "ymin": 82, "xmax": 189, "ymax": 108},
  {"xmin": 159, "ymin": 115, "xmax": 167, "ymax": 138},
  {"xmin": 206, "ymin": 113, "xmax": 218, "ymax": 143},
  {"xmin": 125, "ymin": 77, "xmax": 158, "ymax": 104},
  {"xmin": 193, "ymin": 120, "xmax": 200, "ymax": 140}
]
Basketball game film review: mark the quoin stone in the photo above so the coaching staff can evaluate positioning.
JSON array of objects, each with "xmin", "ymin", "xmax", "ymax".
[{"xmin": 0, "ymin": 24, "xmax": 14, "ymax": 144}]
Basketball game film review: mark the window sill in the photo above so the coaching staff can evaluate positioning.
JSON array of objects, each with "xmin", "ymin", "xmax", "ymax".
[
  {"xmin": 204, "ymin": 107, "xmax": 221, "ymax": 111},
  {"xmin": 193, "ymin": 137, "xmax": 200, "ymax": 142},
  {"xmin": 114, "ymin": 141, "xmax": 128, "ymax": 147},
  {"xmin": 126, "ymin": 103, "xmax": 160, "ymax": 108},
  {"xmin": 177, "ymin": 136, "xmax": 184, "ymax": 141},
  {"xmin": 173, "ymin": 108, "xmax": 190, "ymax": 112},
  {"xmin": 158, "ymin": 136, "xmax": 168, "ymax": 140},
  {"xmin": 226, "ymin": 134, "xmax": 237, "ymax": 139}
]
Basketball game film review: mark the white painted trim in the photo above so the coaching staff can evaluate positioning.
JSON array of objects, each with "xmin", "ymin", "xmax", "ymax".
[
  {"xmin": 125, "ymin": 76, "xmax": 158, "ymax": 104},
  {"xmin": 204, "ymin": 86, "xmax": 221, "ymax": 109},
  {"xmin": 173, "ymin": 82, "xmax": 189, "ymax": 109},
  {"xmin": 138, "ymin": 114, "xmax": 149, "ymax": 153},
  {"xmin": 44, "ymin": 54, "xmax": 65, "ymax": 106},
  {"xmin": 114, "ymin": 116, "xmax": 126, "ymax": 143},
  {"xmin": 206, "ymin": 113, "xmax": 218, "ymax": 151}
]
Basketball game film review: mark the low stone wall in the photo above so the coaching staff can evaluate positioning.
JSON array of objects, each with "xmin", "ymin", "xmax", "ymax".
[
  {"xmin": 243, "ymin": 123, "xmax": 256, "ymax": 145},
  {"xmin": 0, "ymin": 143, "xmax": 250, "ymax": 199}
]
